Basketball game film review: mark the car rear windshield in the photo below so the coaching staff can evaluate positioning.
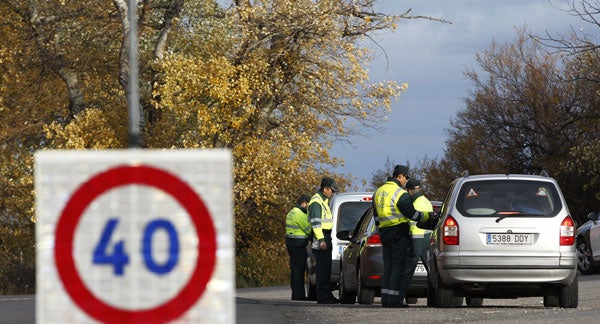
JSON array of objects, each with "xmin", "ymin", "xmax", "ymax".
[
  {"xmin": 456, "ymin": 180, "xmax": 562, "ymax": 217},
  {"xmin": 337, "ymin": 201, "xmax": 373, "ymax": 233}
]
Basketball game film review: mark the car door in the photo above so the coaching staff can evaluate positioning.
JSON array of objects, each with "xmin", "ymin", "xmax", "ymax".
[{"xmin": 590, "ymin": 217, "xmax": 600, "ymax": 261}]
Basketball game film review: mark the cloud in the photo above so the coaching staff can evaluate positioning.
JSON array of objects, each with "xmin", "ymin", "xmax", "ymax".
[{"xmin": 331, "ymin": 0, "xmax": 586, "ymax": 187}]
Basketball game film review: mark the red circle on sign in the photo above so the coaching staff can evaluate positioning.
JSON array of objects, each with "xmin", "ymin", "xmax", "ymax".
[{"xmin": 54, "ymin": 165, "xmax": 217, "ymax": 323}]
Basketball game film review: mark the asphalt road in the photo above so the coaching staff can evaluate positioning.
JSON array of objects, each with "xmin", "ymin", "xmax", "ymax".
[
  {"xmin": 0, "ymin": 295, "xmax": 35, "ymax": 324},
  {"xmin": 3, "ymin": 274, "xmax": 598, "ymax": 323},
  {"xmin": 236, "ymin": 274, "xmax": 600, "ymax": 324}
]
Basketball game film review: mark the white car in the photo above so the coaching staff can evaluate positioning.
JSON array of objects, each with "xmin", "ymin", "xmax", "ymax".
[
  {"xmin": 428, "ymin": 172, "xmax": 578, "ymax": 308},
  {"xmin": 576, "ymin": 211, "xmax": 600, "ymax": 274},
  {"xmin": 306, "ymin": 192, "xmax": 373, "ymax": 299}
]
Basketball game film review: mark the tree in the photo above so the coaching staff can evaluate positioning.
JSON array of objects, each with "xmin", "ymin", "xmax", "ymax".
[
  {"xmin": 152, "ymin": 0, "xmax": 413, "ymax": 286},
  {"xmin": 424, "ymin": 26, "xmax": 600, "ymax": 223},
  {"xmin": 534, "ymin": 1, "xmax": 600, "ymax": 208},
  {"xmin": 1, "ymin": 0, "xmax": 444, "ymax": 289}
]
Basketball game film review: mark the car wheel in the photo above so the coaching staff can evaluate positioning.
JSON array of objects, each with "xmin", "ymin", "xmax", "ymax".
[
  {"xmin": 452, "ymin": 297, "xmax": 464, "ymax": 306},
  {"xmin": 339, "ymin": 268, "xmax": 356, "ymax": 304},
  {"xmin": 305, "ymin": 257, "xmax": 317, "ymax": 301},
  {"xmin": 357, "ymin": 267, "xmax": 375, "ymax": 305},
  {"xmin": 434, "ymin": 271, "xmax": 454, "ymax": 308},
  {"xmin": 427, "ymin": 277, "xmax": 435, "ymax": 306},
  {"xmin": 306, "ymin": 275, "xmax": 317, "ymax": 301},
  {"xmin": 405, "ymin": 297, "xmax": 418, "ymax": 304},
  {"xmin": 559, "ymin": 277, "xmax": 578, "ymax": 308},
  {"xmin": 543, "ymin": 293, "xmax": 559, "ymax": 307},
  {"xmin": 577, "ymin": 239, "xmax": 597, "ymax": 275},
  {"xmin": 466, "ymin": 297, "xmax": 483, "ymax": 307}
]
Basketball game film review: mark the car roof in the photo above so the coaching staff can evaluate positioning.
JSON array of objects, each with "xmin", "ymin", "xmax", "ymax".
[
  {"xmin": 454, "ymin": 174, "xmax": 556, "ymax": 183},
  {"xmin": 329, "ymin": 191, "xmax": 373, "ymax": 203}
]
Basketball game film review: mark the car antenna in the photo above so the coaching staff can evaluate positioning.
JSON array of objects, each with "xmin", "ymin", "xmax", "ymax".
[
  {"xmin": 461, "ymin": 170, "xmax": 469, "ymax": 177},
  {"xmin": 539, "ymin": 170, "xmax": 550, "ymax": 177}
]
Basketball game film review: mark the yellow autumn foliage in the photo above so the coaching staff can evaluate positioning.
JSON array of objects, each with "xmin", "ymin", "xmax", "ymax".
[{"xmin": 0, "ymin": 0, "xmax": 409, "ymax": 291}]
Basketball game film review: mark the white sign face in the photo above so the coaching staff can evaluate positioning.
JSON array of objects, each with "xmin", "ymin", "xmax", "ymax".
[{"xmin": 35, "ymin": 150, "xmax": 234, "ymax": 323}]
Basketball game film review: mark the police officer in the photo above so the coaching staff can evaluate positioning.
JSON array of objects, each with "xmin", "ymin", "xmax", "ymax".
[
  {"xmin": 403, "ymin": 179, "xmax": 435, "ymax": 303},
  {"xmin": 286, "ymin": 194, "xmax": 312, "ymax": 301},
  {"xmin": 373, "ymin": 165, "xmax": 428, "ymax": 308},
  {"xmin": 309, "ymin": 177, "xmax": 339, "ymax": 304}
]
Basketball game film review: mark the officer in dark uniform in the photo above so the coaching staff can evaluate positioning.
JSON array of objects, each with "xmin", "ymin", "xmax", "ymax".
[
  {"xmin": 285, "ymin": 194, "xmax": 312, "ymax": 300},
  {"xmin": 309, "ymin": 177, "xmax": 339, "ymax": 304},
  {"xmin": 373, "ymin": 165, "xmax": 428, "ymax": 308}
]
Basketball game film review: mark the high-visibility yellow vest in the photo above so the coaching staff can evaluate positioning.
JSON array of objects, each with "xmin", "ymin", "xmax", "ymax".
[
  {"xmin": 410, "ymin": 194, "xmax": 434, "ymax": 237},
  {"xmin": 285, "ymin": 206, "xmax": 311, "ymax": 239},
  {"xmin": 309, "ymin": 192, "xmax": 332, "ymax": 241},
  {"xmin": 374, "ymin": 181, "xmax": 410, "ymax": 228}
]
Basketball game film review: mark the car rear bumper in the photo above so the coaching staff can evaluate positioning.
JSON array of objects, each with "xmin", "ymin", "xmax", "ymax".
[
  {"xmin": 440, "ymin": 266, "xmax": 576, "ymax": 284},
  {"xmin": 437, "ymin": 252, "xmax": 577, "ymax": 285}
]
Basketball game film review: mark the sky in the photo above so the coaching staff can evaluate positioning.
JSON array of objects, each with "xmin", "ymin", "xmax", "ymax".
[{"xmin": 330, "ymin": 0, "xmax": 589, "ymax": 189}]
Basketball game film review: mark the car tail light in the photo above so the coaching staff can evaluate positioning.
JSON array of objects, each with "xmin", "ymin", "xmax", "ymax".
[
  {"xmin": 366, "ymin": 233, "xmax": 381, "ymax": 245},
  {"xmin": 442, "ymin": 215, "xmax": 459, "ymax": 245},
  {"xmin": 560, "ymin": 215, "xmax": 575, "ymax": 246}
]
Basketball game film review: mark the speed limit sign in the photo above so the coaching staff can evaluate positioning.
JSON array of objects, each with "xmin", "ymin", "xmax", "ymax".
[{"xmin": 35, "ymin": 150, "xmax": 233, "ymax": 323}]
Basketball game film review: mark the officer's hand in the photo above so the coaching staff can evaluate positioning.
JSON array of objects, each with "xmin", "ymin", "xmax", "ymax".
[
  {"xmin": 320, "ymin": 241, "xmax": 327, "ymax": 250},
  {"xmin": 418, "ymin": 212, "xmax": 439, "ymax": 230}
]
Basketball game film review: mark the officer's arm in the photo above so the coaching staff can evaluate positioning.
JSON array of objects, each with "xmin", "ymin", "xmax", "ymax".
[
  {"xmin": 309, "ymin": 202, "xmax": 325, "ymax": 243},
  {"xmin": 397, "ymin": 192, "xmax": 428, "ymax": 222},
  {"xmin": 372, "ymin": 199, "xmax": 380, "ymax": 227},
  {"xmin": 298, "ymin": 210, "xmax": 312, "ymax": 236}
]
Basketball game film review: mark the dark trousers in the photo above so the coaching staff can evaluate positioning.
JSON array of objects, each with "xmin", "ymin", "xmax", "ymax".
[
  {"xmin": 286, "ymin": 237, "xmax": 308, "ymax": 299},
  {"xmin": 403, "ymin": 233, "xmax": 431, "ymax": 299},
  {"xmin": 312, "ymin": 230, "xmax": 333, "ymax": 301},
  {"xmin": 379, "ymin": 222, "xmax": 411, "ymax": 306}
]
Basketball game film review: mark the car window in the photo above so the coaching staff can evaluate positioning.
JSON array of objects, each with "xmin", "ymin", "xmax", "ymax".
[
  {"xmin": 337, "ymin": 201, "xmax": 373, "ymax": 233},
  {"xmin": 440, "ymin": 182, "xmax": 456, "ymax": 216},
  {"xmin": 359, "ymin": 209, "xmax": 375, "ymax": 235},
  {"xmin": 456, "ymin": 180, "xmax": 561, "ymax": 217}
]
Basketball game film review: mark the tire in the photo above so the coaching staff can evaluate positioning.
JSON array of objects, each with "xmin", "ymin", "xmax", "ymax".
[
  {"xmin": 339, "ymin": 268, "xmax": 356, "ymax": 304},
  {"xmin": 434, "ymin": 272, "xmax": 454, "ymax": 308},
  {"xmin": 427, "ymin": 277, "xmax": 435, "ymax": 306},
  {"xmin": 405, "ymin": 297, "xmax": 418, "ymax": 304},
  {"xmin": 559, "ymin": 277, "xmax": 578, "ymax": 308},
  {"xmin": 466, "ymin": 297, "xmax": 483, "ymax": 307},
  {"xmin": 452, "ymin": 297, "xmax": 464, "ymax": 307},
  {"xmin": 306, "ymin": 257, "xmax": 317, "ymax": 301},
  {"xmin": 577, "ymin": 239, "xmax": 597, "ymax": 275},
  {"xmin": 357, "ymin": 268, "xmax": 375, "ymax": 305},
  {"xmin": 543, "ymin": 293, "xmax": 559, "ymax": 307}
]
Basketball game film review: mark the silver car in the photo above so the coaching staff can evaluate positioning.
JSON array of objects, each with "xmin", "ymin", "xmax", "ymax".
[{"xmin": 427, "ymin": 172, "xmax": 578, "ymax": 308}]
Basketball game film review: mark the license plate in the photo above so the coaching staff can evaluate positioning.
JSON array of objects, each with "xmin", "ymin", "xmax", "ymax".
[{"xmin": 486, "ymin": 233, "xmax": 532, "ymax": 245}]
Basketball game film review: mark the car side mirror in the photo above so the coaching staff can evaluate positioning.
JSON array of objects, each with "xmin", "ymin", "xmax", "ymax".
[
  {"xmin": 588, "ymin": 211, "xmax": 599, "ymax": 222},
  {"xmin": 336, "ymin": 230, "xmax": 352, "ymax": 241}
]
